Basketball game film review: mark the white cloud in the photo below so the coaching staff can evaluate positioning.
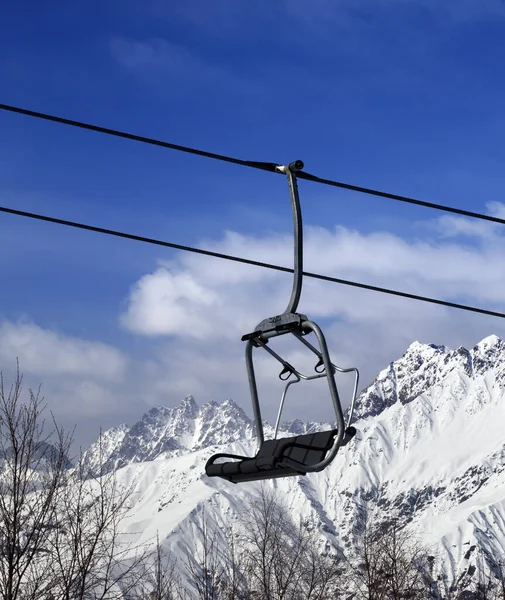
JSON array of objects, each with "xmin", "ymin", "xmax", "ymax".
[
  {"xmin": 121, "ymin": 270, "xmax": 221, "ymax": 339},
  {"xmin": 117, "ymin": 208, "xmax": 505, "ymax": 425},
  {"xmin": 432, "ymin": 215, "xmax": 497, "ymax": 240},
  {"xmin": 121, "ymin": 212, "xmax": 505, "ymax": 342},
  {"xmin": 0, "ymin": 321, "xmax": 127, "ymax": 382},
  {"xmin": 0, "ymin": 321, "xmax": 132, "ymax": 423},
  {"xmin": 428, "ymin": 202, "xmax": 505, "ymax": 241},
  {"xmin": 0, "ymin": 321, "xmax": 149, "ymax": 449}
]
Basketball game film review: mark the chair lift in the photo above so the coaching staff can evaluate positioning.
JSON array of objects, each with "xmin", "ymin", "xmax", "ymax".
[{"xmin": 205, "ymin": 160, "xmax": 360, "ymax": 484}]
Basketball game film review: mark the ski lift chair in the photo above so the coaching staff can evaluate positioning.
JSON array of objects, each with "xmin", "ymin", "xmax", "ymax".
[{"xmin": 205, "ymin": 161, "xmax": 360, "ymax": 484}]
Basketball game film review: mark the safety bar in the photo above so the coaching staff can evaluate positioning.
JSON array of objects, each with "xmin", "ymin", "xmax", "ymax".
[
  {"xmin": 253, "ymin": 331, "xmax": 360, "ymax": 434},
  {"xmin": 273, "ymin": 371, "xmax": 329, "ymax": 438},
  {"xmin": 291, "ymin": 331, "xmax": 360, "ymax": 428}
]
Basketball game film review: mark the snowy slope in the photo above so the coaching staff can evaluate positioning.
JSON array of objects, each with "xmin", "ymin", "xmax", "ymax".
[{"xmin": 87, "ymin": 334, "xmax": 505, "ymax": 590}]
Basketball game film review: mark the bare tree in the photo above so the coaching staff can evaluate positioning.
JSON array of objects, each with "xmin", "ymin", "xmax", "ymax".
[
  {"xmin": 216, "ymin": 525, "xmax": 250, "ymax": 600},
  {"xmin": 46, "ymin": 431, "xmax": 147, "ymax": 599},
  {"xmin": 301, "ymin": 538, "xmax": 344, "ymax": 600},
  {"xmin": 349, "ymin": 513, "xmax": 435, "ymax": 600},
  {"xmin": 183, "ymin": 512, "xmax": 227, "ymax": 600},
  {"xmin": 239, "ymin": 485, "xmax": 343, "ymax": 600},
  {"xmin": 134, "ymin": 532, "xmax": 186, "ymax": 600},
  {"xmin": 348, "ymin": 513, "xmax": 389, "ymax": 600},
  {"xmin": 180, "ymin": 488, "xmax": 342, "ymax": 600},
  {"xmin": 0, "ymin": 366, "xmax": 72, "ymax": 600},
  {"xmin": 0, "ymin": 366, "xmax": 150, "ymax": 600},
  {"xmin": 239, "ymin": 487, "xmax": 284, "ymax": 599}
]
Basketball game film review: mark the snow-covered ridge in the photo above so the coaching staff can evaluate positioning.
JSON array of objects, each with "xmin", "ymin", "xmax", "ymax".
[
  {"xmin": 85, "ymin": 334, "xmax": 505, "ymax": 476},
  {"xmin": 86, "ymin": 335, "xmax": 505, "ymax": 590},
  {"xmin": 354, "ymin": 334, "xmax": 505, "ymax": 420},
  {"xmin": 82, "ymin": 393, "xmax": 332, "ymax": 476}
]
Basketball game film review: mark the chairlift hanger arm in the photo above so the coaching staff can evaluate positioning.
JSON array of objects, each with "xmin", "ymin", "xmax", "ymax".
[
  {"xmin": 241, "ymin": 160, "xmax": 306, "ymax": 344},
  {"xmin": 205, "ymin": 160, "xmax": 360, "ymax": 484},
  {"xmin": 275, "ymin": 160, "xmax": 304, "ymax": 315}
]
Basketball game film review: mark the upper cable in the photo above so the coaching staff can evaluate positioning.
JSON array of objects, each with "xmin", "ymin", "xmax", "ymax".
[{"xmin": 1, "ymin": 102, "xmax": 505, "ymax": 226}]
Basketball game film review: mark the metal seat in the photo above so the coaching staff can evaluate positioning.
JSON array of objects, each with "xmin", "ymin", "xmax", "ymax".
[{"xmin": 205, "ymin": 428, "xmax": 356, "ymax": 484}]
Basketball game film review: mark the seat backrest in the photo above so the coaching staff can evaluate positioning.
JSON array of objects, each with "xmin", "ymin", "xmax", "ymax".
[
  {"xmin": 283, "ymin": 430, "xmax": 337, "ymax": 467},
  {"xmin": 256, "ymin": 430, "xmax": 338, "ymax": 470}
]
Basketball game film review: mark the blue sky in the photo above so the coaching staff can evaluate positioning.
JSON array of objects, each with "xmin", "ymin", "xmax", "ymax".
[{"xmin": 1, "ymin": 0, "xmax": 505, "ymax": 449}]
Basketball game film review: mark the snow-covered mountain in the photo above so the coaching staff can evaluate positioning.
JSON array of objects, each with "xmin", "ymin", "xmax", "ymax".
[
  {"xmin": 82, "ymin": 395, "xmax": 328, "ymax": 476},
  {"xmin": 85, "ymin": 334, "xmax": 505, "ymax": 592}
]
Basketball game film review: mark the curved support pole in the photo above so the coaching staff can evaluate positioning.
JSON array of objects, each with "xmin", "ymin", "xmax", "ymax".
[
  {"xmin": 245, "ymin": 340, "xmax": 264, "ymax": 447},
  {"xmin": 276, "ymin": 161, "xmax": 304, "ymax": 315},
  {"xmin": 294, "ymin": 320, "xmax": 346, "ymax": 473}
]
